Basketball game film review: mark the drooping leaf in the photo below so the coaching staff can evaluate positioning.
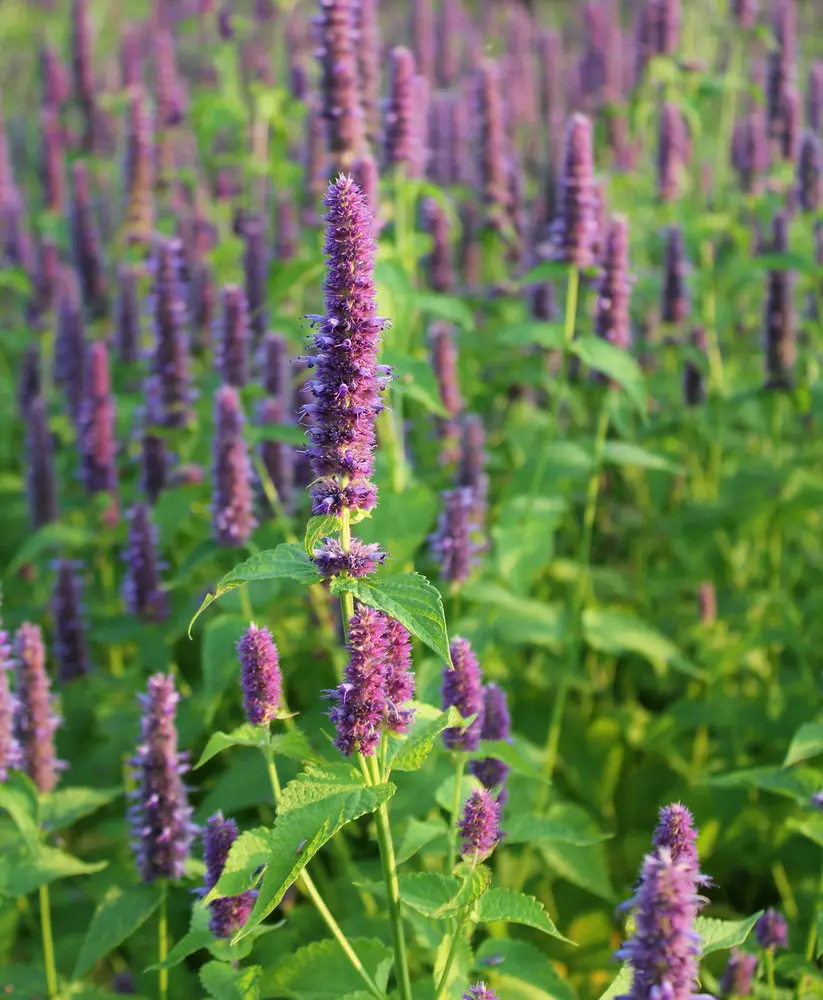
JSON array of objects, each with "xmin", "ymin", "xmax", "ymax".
[
  {"xmin": 6, "ymin": 522, "xmax": 93, "ymax": 576},
  {"xmin": 583, "ymin": 609, "xmax": 703, "ymax": 679},
  {"xmin": 695, "ymin": 912, "xmax": 763, "ymax": 956},
  {"xmin": 704, "ymin": 766, "xmax": 822, "ymax": 805},
  {"xmin": 474, "ymin": 888, "xmax": 572, "ymax": 942},
  {"xmin": 74, "ymin": 885, "xmax": 162, "ymax": 979},
  {"xmin": 195, "ymin": 724, "xmax": 272, "ymax": 769},
  {"xmin": 189, "ymin": 545, "xmax": 319, "ymax": 634},
  {"xmin": 41, "ymin": 786, "xmax": 121, "ymax": 831},
  {"xmin": 539, "ymin": 803, "xmax": 616, "ymax": 901},
  {"xmin": 259, "ymin": 937, "xmax": 394, "ymax": 1000},
  {"xmin": 385, "ymin": 354, "xmax": 451, "ymax": 418},
  {"xmin": 0, "ymin": 844, "xmax": 107, "ymax": 897},
  {"xmin": 601, "ymin": 441, "xmax": 683, "ymax": 474},
  {"xmin": 415, "ymin": 293, "xmax": 475, "ymax": 330},
  {"xmin": 330, "ymin": 572, "xmax": 452, "ymax": 667},
  {"xmin": 570, "ymin": 336, "xmax": 646, "ymax": 415}
]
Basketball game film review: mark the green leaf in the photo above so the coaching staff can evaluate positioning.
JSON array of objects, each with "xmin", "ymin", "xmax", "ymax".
[
  {"xmin": 0, "ymin": 771, "xmax": 40, "ymax": 846},
  {"xmin": 415, "ymin": 293, "xmax": 475, "ymax": 330},
  {"xmin": 195, "ymin": 724, "xmax": 272, "ymax": 769},
  {"xmin": 462, "ymin": 583, "xmax": 569, "ymax": 650},
  {"xmin": 504, "ymin": 813, "xmax": 611, "ymax": 847},
  {"xmin": 201, "ymin": 962, "xmax": 262, "ymax": 1000},
  {"xmin": 394, "ymin": 871, "xmax": 486, "ymax": 918},
  {"xmin": 517, "ymin": 261, "xmax": 572, "ymax": 285},
  {"xmin": 583, "ymin": 608, "xmax": 703, "ymax": 679},
  {"xmin": 41, "ymin": 786, "xmax": 121, "ymax": 831},
  {"xmin": 397, "ymin": 817, "xmax": 449, "ymax": 864},
  {"xmin": 596, "ymin": 966, "xmax": 632, "ymax": 1000},
  {"xmin": 259, "ymin": 937, "xmax": 394, "ymax": 1000},
  {"xmin": 74, "ymin": 885, "xmax": 161, "ymax": 979},
  {"xmin": 355, "ymin": 485, "xmax": 439, "ymax": 563},
  {"xmin": 386, "ymin": 704, "xmax": 463, "ymax": 772},
  {"xmin": 695, "ymin": 912, "xmax": 763, "ymax": 956},
  {"xmin": 601, "ymin": 441, "xmax": 683, "ymax": 474},
  {"xmin": 784, "ymin": 722, "xmax": 823, "ymax": 767},
  {"xmin": 434, "ymin": 929, "xmax": 473, "ymax": 999},
  {"xmin": 570, "ymin": 336, "xmax": 646, "ymax": 415},
  {"xmin": 385, "ymin": 353, "xmax": 451, "ymax": 418},
  {"xmin": 435, "ymin": 772, "xmax": 484, "ymax": 814},
  {"xmin": 248, "ymin": 422, "xmax": 306, "ymax": 446},
  {"xmin": 200, "ymin": 827, "xmax": 271, "ymax": 900},
  {"xmin": 223, "ymin": 769, "xmax": 396, "ymax": 941},
  {"xmin": 189, "ymin": 544, "xmax": 319, "ymax": 634},
  {"xmin": 330, "ymin": 572, "xmax": 452, "ymax": 667},
  {"xmin": 202, "ymin": 615, "xmax": 248, "ymax": 722},
  {"xmin": 148, "ymin": 903, "xmax": 213, "ymax": 971},
  {"xmin": 492, "ymin": 321, "xmax": 565, "ymax": 350},
  {"xmin": 0, "ymin": 844, "xmax": 107, "ymax": 897},
  {"xmin": 474, "ymin": 939, "xmax": 578, "ymax": 1000},
  {"xmin": 787, "ymin": 815, "xmax": 823, "ymax": 848},
  {"xmin": 468, "ymin": 739, "xmax": 549, "ymax": 784},
  {"xmin": 703, "ymin": 766, "xmax": 821, "ymax": 804},
  {"xmin": 474, "ymin": 888, "xmax": 573, "ymax": 942},
  {"xmin": 539, "ymin": 803, "xmax": 616, "ymax": 901},
  {"xmin": 304, "ymin": 515, "xmax": 341, "ymax": 556}
]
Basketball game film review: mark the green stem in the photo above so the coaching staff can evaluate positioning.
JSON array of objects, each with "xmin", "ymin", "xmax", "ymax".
[
  {"xmin": 433, "ymin": 905, "xmax": 472, "ymax": 1000},
  {"xmin": 765, "ymin": 948, "xmax": 777, "ymax": 1000},
  {"xmin": 39, "ymin": 884, "xmax": 58, "ymax": 999},
  {"xmin": 158, "ymin": 881, "xmax": 169, "ymax": 1000},
  {"xmin": 368, "ymin": 756, "xmax": 413, "ymax": 1000},
  {"xmin": 263, "ymin": 748, "xmax": 384, "ymax": 999},
  {"xmin": 446, "ymin": 756, "xmax": 467, "ymax": 874},
  {"xmin": 526, "ymin": 266, "xmax": 579, "ymax": 523}
]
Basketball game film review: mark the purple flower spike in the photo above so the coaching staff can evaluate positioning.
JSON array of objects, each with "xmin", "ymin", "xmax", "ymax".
[
  {"xmin": 809, "ymin": 62, "xmax": 823, "ymax": 133},
  {"xmin": 304, "ymin": 175, "xmax": 389, "ymax": 518},
  {"xmin": 212, "ymin": 385, "xmax": 256, "ymax": 548},
  {"xmin": 469, "ymin": 684, "xmax": 511, "ymax": 796},
  {"xmin": 354, "ymin": 0, "xmax": 381, "ymax": 145},
  {"xmin": 464, "ymin": 985, "xmax": 499, "ymax": 1000},
  {"xmin": 69, "ymin": 162, "xmax": 109, "ymax": 319},
  {"xmin": 14, "ymin": 623, "xmax": 62, "ymax": 794},
  {"xmin": 459, "ymin": 415, "xmax": 488, "ymax": 518},
  {"xmin": 116, "ymin": 265, "xmax": 141, "ymax": 365},
  {"xmin": 25, "ymin": 396, "xmax": 59, "ymax": 530},
  {"xmin": 71, "ymin": 0, "xmax": 94, "ymax": 105},
  {"xmin": 478, "ymin": 61, "xmax": 510, "ymax": 234},
  {"xmin": 141, "ymin": 382, "xmax": 168, "ymax": 505},
  {"xmin": 797, "ymin": 130, "xmax": 822, "ymax": 213},
  {"xmin": 658, "ymin": 103, "xmax": 689, "ymax": 203},
  {"xmin": 411, "ymin": 0, "xmax": 435, "ymax": 83},
  {"xmin": 720, "ymin": 950, "xmax": 758, "ymax": 997},
  {"xmin": 732, "ymin": 114, "xmax": 768, "ymax": 196},
  {"xmin": 442, "ymin": 637, "xmax": 484, "ymax": 751},
  {"xmin": 260, "ymin": 333, "xmax": 290, "ymax": 398},
  {"xmin": 216, "ymin": 285, "xmax": 250, "ymax": 388},
  {"xmin": 425, "ymin": 199, "xmax": 455, "ymax": 294},
  {"xmin": 19, "ymin": 345, "xmax": 41, "ymax": 418},
  {"xmin": 80, "ymin": 341, "xmax": 117, "ymax": 503},
  {"xmin": 243, "ymin": 216, "xmax": 268, "ymax": 344},
  {"xmin": 616, "ymin": 848, "xmax": 708, "ymax": 1000},
  {"xmin": 149, "ymin": 238, "xmax": 193, "ymax": 429},
  {"xmin": 54, "ymin": 268, "xmax": 87, "ymax": 426},
  {"xmin": 662, "ymin": 227, "xmax": 689, "ymax": 325},
  {"xmin": 237, "ymin": 623, "xmax": 282, "ymax": 726},
  {"xmin": 40, "ymin": 107, "xmax": 65, "ymax": 214},
  {"xmin": 764, "ymin": 213, "xmax": 794, "ymax": 390},
  {"xmin": 385, "ymin": 47, "xmax": 417, "ymax": 172},
  {"xmin": 275, "ymin": 195, "xmax": 300, "ymax": 263},
  {"xmin": 766, "ymin": 0, "xmax": 796, "ymax": 157},
  {"xmin": 203, "ymin": 812, "xmax": 255, "ymax": 938},
  {"xmin": 550, "ymin": 114, "xmax": 598, "ymax": 269},
  {"xmin": 653, "ymin": 803, "xmax": 701, "ymax": 871},
  {"xmin": 124, "ymin": 503, "xmax": 168, "ymax": 622},
  {"xmin": 312, "ymin": 537, "xmax": 386, "ymax": 579},
  {"xmin": 52, "ymin": 560, "xmax": 90, "ymax": 683},
  {"xmin": 431, "ymin": 488, "xmax": 478, "ymax": 585},
  {"xmin": 122, "ymin": 89, "xmax": 154, "ymax": 246},
  {"xmin": 596, "ymin": 214, "xmax": 632, "ymax": 351},
  {"xmin": 458, "ymin": 788, "xmax": 502, "ymax": 860},
  {"xmin": 0, "ymin": 613, "xmax": 22, "ymax": 782},
  {"xmin": 129, "ymin": 674, "xmax": 194, "ymax": 882},
  {"xmin": 328, "ymin": 606, "xmax": 390, "ymax": 757},
  {"xmin": 755, "ymin": 908, "xmax": 788, "ymax": 950},
  {"xmin": 316, "ymin": 0, "xmax": 365, "ymax": 170},
  {"xmin": 352, "ymin": 153, "xmax": 381, "ymax": 226},
  {"xmin": 409, "ymin": 74, "xmax": 430, "ymax": 181},
  {"xmin": 384, "ymin": 617, "xmax": 415, "ymax": 734},
  {"xmin": 732, "ymin": 0, "xmax": 758, "ymax": 29},
  {"xmin": 430, "ymin": 325, "xmax": 462, "ymax": 462}
]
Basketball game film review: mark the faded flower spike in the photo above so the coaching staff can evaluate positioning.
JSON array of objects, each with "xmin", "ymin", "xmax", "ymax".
[
  {"xmin": 212, "ymin": 385, "xmax": 256, "ymax": 547},
  {"xmin": 129, "ymin": 673, "xmax": 195, "ymax": 882},
  {"xmin": 202, "ymin": 812, "xmax": 255, "ymax": 938},
  {"xmin": 0, "ymin": 611, "xmax": 21, "ymax": 782},
  {"xmin": 327, "ymin": 605, "xmax": 389, "ymax": 757},
  {"xmin": 52, "ymin": 560, "xmax": 90, "ymax": 683},
  {"xmin": 124, "ymin": 503, "xmax": 168, "ymax": 622},
  {"xmin": 237, "ymin": 623, "xmax": 282, "ymax": 726},
  {"xmin": 458, "ymin": 788, "xmax": 503, "ymax": 860},
  {"xmin": 304, "ymin": 176, "xmax": 390, "ymax": 517},
  {"xmin": 469, "ymin": 684, "xmax": 511, "ymax": 796},
  {"xmin": 616, "ymin": 848, "xmax": 709, "ymax": 1000},
  {"xmin": 550, "ymin": 114, "xmax": 598, "ymax": 269},
  {"xmin": 14, "ymin": 623, "xmax": 62, "ymax": 793},
  {"xmin": 755, "ymin": 908, "xmax": 788, "ymax": 950},
  {"xmin": 442, "ymin": 637, "xmax": 485, "ymax": 751},
  {"xmin": 720, "ymin": 950, "xmax": 758, "ymax": 998}
]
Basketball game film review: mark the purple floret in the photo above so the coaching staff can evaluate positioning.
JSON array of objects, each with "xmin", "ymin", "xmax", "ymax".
[
  {"xmin": 202, "ymin": 812, "xmax": 255, "ymax": 938},
  {"xmin": 458, "ymin": 788, "xmax": 502, "ymax": 860},
  {"xmin": 755, "ymin": 908, "xmax": 788, "ymax": 951},
  {"xmin": 464, "ymin": 986, "xmax": 499, "ymax": 1000},
  {"xmin": 237, "ymin": 623, "xmax": 282, "ymax": 726},
  {"xmin": 469, "ymin": 684, "xmax": 511, "ymax": 797},
  {"xmin": 384, "ymin": 616, "xmax": 415, "ymax": 734},
  {"xmin": 312, "ymin": 537, "xmax": 386, "ymax": 579}
]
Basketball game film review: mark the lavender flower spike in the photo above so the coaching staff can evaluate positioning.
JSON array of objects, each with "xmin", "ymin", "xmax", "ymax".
[
  {"xmin": 14, "ymin": 623, "xmax": 61, "ymax": 793},
  {"xmin": 616, "ymin": 848, "xmax": 709, "ymax": 1000},
  {"xmin": 52, "ymin": 560, "xmax": 90, "ymax": 682},
  {"xmin": 149, "ymin": 238, "xmax": 193, "ymax": 429},
  {"xmin": 129, "ymin": 673, "xmax": 195, "ymax": 882},
  {"xmin": 550, "ymin": 114, "xmax": 598, "ymax": 269},
  {"xmin": 212, "ymin": 385, "xmax": 256, "ymax": 547},
  {"xmin": 458, "ymin": 788, "xmax": 502, "ymax": 860},
  {"xmin": 124, "ymin": 503, "xmax": 168, "ymax": 622},
  {"xmin": 442, "ymin": 637, "xmax": 484, "ymax": 751},
  {"xmin": 720, "ymin": 950, "xmax": 758, "ymax": 998},
  {"xmin": 237, "ymin": 623, "xmax": 282, "ymax": 726},
  {"xmin": 469, "ymin": 684, "xmax": 511, "ymax": 796},
  {"xmin": 797, "ymin": 129, "xmax": 822, "ymax": 214},
  {"xmin": 202, "ymin": 812, "xmax": 255, "ymax": 938},
  {"xmin": 216, "ymin": 285, "xmax": 250, "ymax": 388},
  {"xmin": 430, "ymin": 487, "xmax": 478, "ymax": 584},
  {"xmin": 116, "ymin": 265, "xmax": 141, "ymax": 365},
  {"xmin": 25, "ymin": 396, "xmax": 59, "ymax": 529},
  {"xmin": 327, "ymin": 606, "xmax": 389, "ymax": 757},
  {"xmin": 316, "ymin": 0, "xmax": 365, "ymax": 170},
  {"xmin": 464, "ymin": 986, "xmax": 499, "ymax": 1000},
  {"xmin": 384, "ymin": 616, "xmax": 415, "ymax": 735},
  {"xmin": 79, "ymin": 341, "xmax": 118, "ymax": 503},
  {"xmin": 653, "ymin": 802, "xmax": 701, "ymax": 872},
  {"xmin": 755, "ymin": 908, "xmax": 788, "ymax": 951},
  {"xmin": 70, "ymin": 161, "xmax": 109, "ymax": 319},
  {"xmin": 596, "ymin": 214, "xmax": 632, "ymax": 350},
  {"xmin": 304, "ymin": 175, "xmax": 390, "ymax": 517},
  {"xmin": 662, "ymin": 226, "xmax": 689, "ymax": 325},
  {"xmin": 385, "ymin": 47, "xmax": 417, "ymax": 172},
  {"xmin": 0, "ymin": 612, "xmax": 21, "ymax": 782}
]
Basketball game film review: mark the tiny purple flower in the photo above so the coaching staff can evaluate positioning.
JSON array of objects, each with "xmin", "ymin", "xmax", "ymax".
[
  {"xmin": 237, "ymin": 623, "xmax": 282, "ymax": 726},
  {"xmin": 464, "ymin": 985, "xmax": 499, "ymax": 1000},
  {"xmin": 0, "ymin": 613, "xmax": 21, "ymax": 782}
]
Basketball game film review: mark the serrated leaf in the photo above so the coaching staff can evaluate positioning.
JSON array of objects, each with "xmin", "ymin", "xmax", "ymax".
[
  {"xmin": 200, "ymin": 961, "xmax": 262, "ymax": 1000},
  {"xmin": 259, "ymin": 937, "xmax": 393, "ymax": 1000},
  {"xmin": 330, "ymin": 572, "xmax": 452, "ymax": 667},
  {"xmin": 570, "ymin": 336, "xmax": 646, "ymax": 415},
  {"xmin": 601, "ymin": 441, "xmax": 683, "ymax": 474},
  {"xmin": 0, "ymin": 844, "xmax": 107, "ymax": 897},
  {"xmin": 784, "ymin": 722, "xmax": 823, "ymax": 767},
  {"xmin": 474, "ymin": 888, "xmax": 573, "ymax": 942},
  {"xmin": 504, "ymin": 813, "xmax": 611, "ymax": 847},
  {"xmin": 433, "ymin": 865, "xmax": 491, "ymax": 917},
  {"xmin": 189, "ymin": 544, "xmax": 319, "ymax": 634},
  {"xmin": 394, "ymin": 872, "xmax": 468, "ymax": 917},
  {"xmin": 397, "ymin": 817, "xmax": 449, "ymax": 864},
  {"xmin": 387, "ymin": 704, "xmax": 462, "ymax": 772},
  {"xmin": 74, "ymin": 885, "xmax": 161, "ymax": 979},
  {"xmin": 304, "ymin": 515, "xmax": 341, "ymax": 556},
  {"xmin": 225, "ymin": 770, "xmax": 395, "ymax": 942},
  {"xmin": 41, "ymin": 786, "xmax": 121, "ymax": 831},
  {"xmin": 195, "ymin": 724, "xmax": 272, "ymax": 769},
  {"xmin": 0, "ymin": 771, "xmax": 40, "ymax": 846},
  {"xmin": 695, "ymin": 912, "xmax": 763, "ymax": 956}
]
